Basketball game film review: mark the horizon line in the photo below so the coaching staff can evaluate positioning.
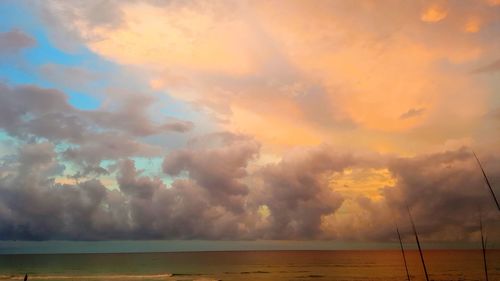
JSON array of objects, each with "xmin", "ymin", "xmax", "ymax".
[{"xmin": 1, "ymin": 240, "xmax": 498, "ymax": 255}]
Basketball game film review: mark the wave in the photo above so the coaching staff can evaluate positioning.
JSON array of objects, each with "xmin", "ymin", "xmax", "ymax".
[{"xmin": 223, "ymin": 270, "xmax": 270, "ymax": 275}]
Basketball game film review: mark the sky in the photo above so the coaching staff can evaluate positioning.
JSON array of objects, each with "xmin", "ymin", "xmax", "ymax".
[{"xmin": 0, "ymin": 0, "xmax": 499, "ymax": 248}]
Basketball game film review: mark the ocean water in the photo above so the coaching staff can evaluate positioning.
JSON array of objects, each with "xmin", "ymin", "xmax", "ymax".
[{"xmin": 0, "ymin": 250, "xmax": 499, "ymax": 281}]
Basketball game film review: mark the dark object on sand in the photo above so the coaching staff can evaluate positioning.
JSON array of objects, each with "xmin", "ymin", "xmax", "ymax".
[
  {"xmin": 406, "ymin": 206, "xmax": 429, "ymax": 281},
  {"xmin": 24, "ymin": 274, "xmax": 28, "ymax": 281},
  {"xmin": 396, "ymin": 227, "xmax": 411, "ymax": 281},
  {"xmin": 472, "ymin": 151, "xmax": 500, "ymax": 212}
]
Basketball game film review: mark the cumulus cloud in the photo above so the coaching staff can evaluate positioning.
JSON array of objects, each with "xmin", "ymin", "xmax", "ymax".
[
  {"xmin": 0, "ymin": 139, "xmax": 352, "ymax": 240},
  {"xmin": 384, "ymin": 148, "xmax": 500, "ymax": 239},
  {"xmin": 163, "ymin": 133, "xmax": 260, "ymax": 213},
  {"xmin": 0, "ymin": 136, "xmax": 260, "ymax": 240},
  {"xmin": 254, "ymin": 146, "xmax": 353, "ymax": 239},
  {"xmin": 0, "ymin": 142, "xmax": 125, "ymax": 240},
  {"xmin": 0, "ymin": 142, "xmax": 245, "ymax": 240},
  {"xmin": 0, "ymin": 138, "xmax": 499, "ymax": 241},
  {"xmin": 331, "ymin": 148, "xmax": 500, "ymax": 242}
]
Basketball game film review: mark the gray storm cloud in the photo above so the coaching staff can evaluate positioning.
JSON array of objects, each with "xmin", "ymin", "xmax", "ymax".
[
  {"xmin": 384, "ymin": 149, "xmax": 500, "ymax": 241},
  {"xmin": 254, "ymin": 147, "xmax": 353, "ymax": 239},
  {"xmin": 0, "ymin": 143, "xmax": 244, "ymax": 240},
  {"xmin": 331, "ymin": 148, "xmax": 500, "ymax": 242},
  {"xmin": 0, "ymin": 141, "xmax": 352, "ymax": 240},
  {"xmin": 0, "ymin": 82, "xmax": 499, "ymax": 241},
  {"xmin": 2, "ymin": 137, "xmax": 498, "ymax": 241},
  {"xmin": 163, "ymin": 133, "xmax": 260, "ymax": 214}
]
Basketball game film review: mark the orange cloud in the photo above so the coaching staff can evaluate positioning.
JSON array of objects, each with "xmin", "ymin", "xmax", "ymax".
[
  {"xmin": 464, "ymin": 17, "xmax": 482, "ymax": 33},
  {"xmin": 421, "ymin": 5, "xmax": 448, "ymax": 22},
  {"xmin": 486, "ymin": 0, "xmax": 500, "ymax": 6},
  {"xmin": 48, "ymin": 0, "xmax": 498, "ymax": 156}
]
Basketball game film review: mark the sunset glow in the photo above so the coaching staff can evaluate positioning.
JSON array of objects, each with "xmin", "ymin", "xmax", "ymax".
[{"xmin": 0, "ymin": 0, "xmax": 499, "ymax": 245}]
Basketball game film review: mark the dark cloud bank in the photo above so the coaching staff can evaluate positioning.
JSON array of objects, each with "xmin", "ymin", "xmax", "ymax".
[{"xmin": 0, "ymin": 83, "xmax": 499, "ymax": 242}]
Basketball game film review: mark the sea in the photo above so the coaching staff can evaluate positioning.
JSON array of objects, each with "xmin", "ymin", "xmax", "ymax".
[{"xmin": 0, "ymin": 250, "xmax": 499, "ymax": 281}]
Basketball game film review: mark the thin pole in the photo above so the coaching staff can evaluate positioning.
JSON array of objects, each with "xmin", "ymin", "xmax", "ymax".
[
  {"xmin": 406, "ymin": 206, "xmax": 429, "ymax": 281},
  {"xmin": 397, "ymin": 227, "xmax": 411, "ymax": 281}
]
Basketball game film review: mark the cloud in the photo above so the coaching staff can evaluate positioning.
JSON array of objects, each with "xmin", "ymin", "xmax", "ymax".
[
  {"xmin": 0, "ymin": 82, "xmax": 192, "ymax": 168},
  {"xmin": 420, "ymin": 5, "xmax": 448, "ymax": 23},
  {"xmin": 254, "ymin": 146, "xmax": 353, "ymax": 239},
  {"xmin": 487, "ymin": 0, "xmax": 500, "ymax": 6},
  {"xmin": 0, "ymin": 142, "xmax": 245, "ymax": 240},
  {"xmin": 0, "ymin": 29, "xmax": 36, "ymax": 54},
  {"xmin": 0, "ymin": 134, "xmax": 263, "ymax": 240},
  {"xmin": 37, "ymin": 0, "xmax": 130, "ymax": 51},
  {"xmin": 159, "ymin": 119, "xmax": 194, "ymax": 133},
  {"xmin": 61, "ymin": 133, "xmax": 161, "ymax": 166},
  {"xmin": 1, "ymin": 139, "xmax": 499, "ymax": 241},
  {"xmin": 1, "ymin": 83, "xmax": 149, "ymax": 138},
  {"xmin": 472, "ymin": 58, "xmax": 500, "ymax": 74},
  {"xmin": 464, "ymin": 17, "xmax": 481, "ymax": 33},
  {"xmin": 384, "ymin": 148, "xmax": 500, "ymax": 239},
  {"xmin": 330, "ymin": 148, "xmax": 500, "ymax": 242},
  {"xmin": 0, "ymin": 138, "xmax": 352, "ymax": 240},
  {"xmin": 0, "ymin": 132, "xmax": 338, "ymax": 240},
  {"xmin": 2, "ymin": 1, "xmax": 500, "ymax": 243},
  {"xmin": 163, "ymin": 132, "xmax": 260, "ymax": 213},
  {"xmin": 399, "ymin": 107, "xmax": 426, "ymax": 120},
  {"xmin": 0, "ymin": 142, "xmax": 125, "ymax": 240},
  {"xmin": 39, "ymin": 64, "xmax": 100, "ymax": 89},
  {"xmin": 36, "ymin": 0, "xmax": 500, "ymax": 154},
  {"xmin": 85, "ymin": 92, "xmax": 194, "ymax": 137}
]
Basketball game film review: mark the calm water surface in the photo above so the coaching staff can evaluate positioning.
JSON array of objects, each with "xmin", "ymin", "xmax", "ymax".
[{"xmin": 0, "ymin": 250, "xmax": 499, "ymax": 281}]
